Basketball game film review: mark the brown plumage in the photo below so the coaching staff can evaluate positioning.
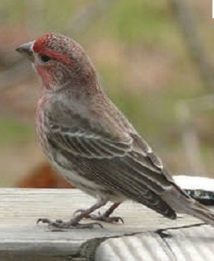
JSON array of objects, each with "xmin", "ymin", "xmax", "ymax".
[{"xmin": 16, "ymin": 33, "xmax": 214, "ymax": 228}]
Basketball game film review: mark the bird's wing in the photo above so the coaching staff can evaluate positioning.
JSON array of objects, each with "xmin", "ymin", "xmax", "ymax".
[
  {"xmin": 46, "ymin": 112, "xmax": 178, "ymax": 219},
  {"xmin": 130, "ymin": 132, "xmax": 175, "ymax": 183},
  {"xmin": 47, "ymin": 119, "xmax": 132, "ymax": 159}
]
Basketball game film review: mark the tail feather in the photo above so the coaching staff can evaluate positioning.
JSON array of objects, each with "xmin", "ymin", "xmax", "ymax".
[
  {"xmin": 163, "ymin": 187, "xmax": 214, "ymax": 227},
  {"xmin": 183, "ymin": 198, "xmax": 214, "ymax": 226}
]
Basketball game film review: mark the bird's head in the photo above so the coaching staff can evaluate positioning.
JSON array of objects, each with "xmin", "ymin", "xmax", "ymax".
[{"xmin": 16, "ymin": 33, "xmax": 97, "ymax": 92}]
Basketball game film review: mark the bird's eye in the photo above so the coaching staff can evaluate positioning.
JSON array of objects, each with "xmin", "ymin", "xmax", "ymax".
[{"xmin": 40, "ymin": 55, "xmax": 51, "ymax": 62}]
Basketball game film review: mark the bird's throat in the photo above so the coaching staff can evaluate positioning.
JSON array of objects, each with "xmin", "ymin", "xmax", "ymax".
[{"xmin": 35, "ymin": 65, "xmax": 53, "ymax": 90}]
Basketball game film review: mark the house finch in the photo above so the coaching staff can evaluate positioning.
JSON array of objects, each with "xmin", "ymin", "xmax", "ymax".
[{"xmin": 16, "ymin": 33, "xmax": 214, "ymax": 228}]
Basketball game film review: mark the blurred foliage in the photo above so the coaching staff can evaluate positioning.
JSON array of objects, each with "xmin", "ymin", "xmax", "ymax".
[{"xmin": 0, "ymin": 118, "xmax": 33, "ymax": 147}]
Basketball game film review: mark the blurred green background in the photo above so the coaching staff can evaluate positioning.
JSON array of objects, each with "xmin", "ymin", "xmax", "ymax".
[{"xmin": 0, "ymin": 0, "xmax": 214, "ymax": 187}]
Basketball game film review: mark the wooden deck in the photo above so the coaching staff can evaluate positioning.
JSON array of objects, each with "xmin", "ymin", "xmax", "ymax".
[{"xmin": 0, "ymin": 188, "xmax": 213, "ymax": 260}]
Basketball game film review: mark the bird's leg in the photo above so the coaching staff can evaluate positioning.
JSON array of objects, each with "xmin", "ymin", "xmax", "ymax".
[
  {"xmin": 37, "ymin": 197, "xmax": 108, "ymax": 229},
  {"xmin": 84, "ymin": 202, "xmax": 123, "ymax": 223}
]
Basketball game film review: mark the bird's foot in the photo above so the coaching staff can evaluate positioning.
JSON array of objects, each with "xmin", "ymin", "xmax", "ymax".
[
  {"xmin": 37, "ymin": 200, "xmax": 122, "ymax": 229},
  {"xmin": 37, "ymin": 217, "xmax": 103, "ymax": 229},
  {"xmin": 89, "ymin": 213, "xmax": 124, "ymax": 223},
  {"xmin": 74, "ymin": 209, "xmax": 123, "ymax": 224}
]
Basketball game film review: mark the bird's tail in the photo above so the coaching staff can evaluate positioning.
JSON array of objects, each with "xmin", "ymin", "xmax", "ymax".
[
  {"xmin": 163, "ymin": 187, "xmax": 214, "ymax": 226},
  {"xmin": 183, "ymin": 198, "xmax": 214, "ymax": 226}
]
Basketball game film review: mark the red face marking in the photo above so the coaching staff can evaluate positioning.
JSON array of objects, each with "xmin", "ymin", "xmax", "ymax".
[
  {"xmin": 33, "ymin": 33, "xmax": 52, "ymax": 53},
  {"xmin": 35, "ymin": 64, "xmax": 53, "ymax": 88},
  {"xmin": 43, "ymin": 49, "xmax": 70, "ymax": 64},
  {"xmin": 33, "ymin": 34, "xmax": 71, "ymax": 65}
]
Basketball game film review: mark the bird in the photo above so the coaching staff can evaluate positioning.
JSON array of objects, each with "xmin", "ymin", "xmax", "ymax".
[{"xmin": 16, "ymin": 33, "xmax": 214, "ymax": 228}]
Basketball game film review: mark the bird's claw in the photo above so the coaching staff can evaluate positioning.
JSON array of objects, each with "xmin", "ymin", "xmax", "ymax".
[{"xmin": 37, "ymin": 217, "xmax": 103, "ymax": 229}]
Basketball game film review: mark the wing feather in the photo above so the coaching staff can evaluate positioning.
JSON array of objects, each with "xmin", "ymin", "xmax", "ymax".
[
  {"xmin": 48, "ymin": 121, "xmax": 132, "ymax": 158},
  {"xmin": 46, "ymin": 116, "xmax": 176, "ymax": 218}
]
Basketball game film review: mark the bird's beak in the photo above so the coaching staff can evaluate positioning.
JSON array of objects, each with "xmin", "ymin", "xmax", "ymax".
[{"xmin": 16, "ymin": 41, "xmax": 35, "ymax": 62}]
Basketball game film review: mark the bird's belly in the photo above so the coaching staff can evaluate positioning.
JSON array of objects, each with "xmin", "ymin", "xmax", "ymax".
[{"xmin": 53, "ymin": 162, "xmax": 102, "ymax": 194}]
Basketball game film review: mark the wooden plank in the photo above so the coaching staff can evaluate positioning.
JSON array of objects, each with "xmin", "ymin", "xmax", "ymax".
[{"xmin": 0, "ymin": 188, "xmax": 213, "ymax": 261}]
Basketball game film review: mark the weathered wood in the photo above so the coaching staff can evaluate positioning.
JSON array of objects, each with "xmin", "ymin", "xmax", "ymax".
[{"xmin": 0, "ymin": 188, "xmax": 213, "ymax": 261}]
